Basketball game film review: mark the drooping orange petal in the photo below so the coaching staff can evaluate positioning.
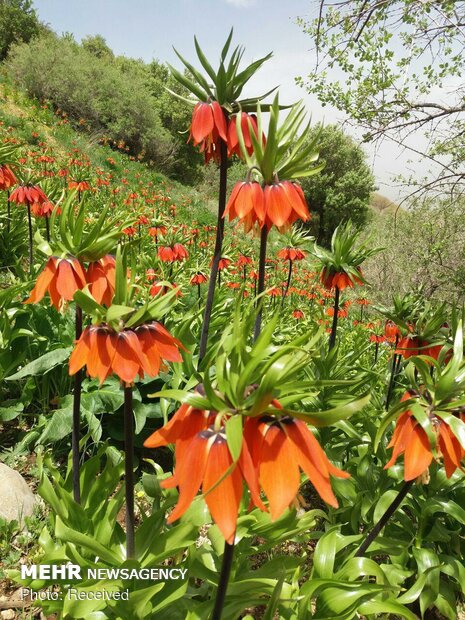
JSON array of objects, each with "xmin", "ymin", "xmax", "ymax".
[
  {"xmin": 151, "ymin": 323, "xmax": 183, "ymax": 362},
  {"xmin": 251, "ymin": 182, "xmax": 265, "ymax": 223},
  {"xmin": 24, "ymin": 258, "xmax": 57, "ymax": 304},
  {"xmin": 264, "ymin": 184, "xmax": 292, "ymax": 228},
  {"xmin": 47, "ymin": 270, "xmax": 62, "ymax": 310},
  {"xmin": 238, "ymin": 439, "xmax": 267, "ymax": 512},
  {"xmin": 136, "ymin": 325, "xmax": 162, "ymax": 376},
  {"xmin": 191, "ymin": 103, "xmax": 214, "ymax": 144},
  {"xmin": 55, "ymin": 260, "xmax": 79, "ymax": 300},
  {"xmin": 404, "ymin": 426, "xmax": 433, "ymax": 481},
  {"xmin": 259, "ymin": 425, "xmax": 300, "ymax": 520},
  {"xmin": 281, "ymin": 182, "xmax": 310, "ymax": 221},
  {"xmin": 203, "ymin": 437, "xmax": 243, "ymax": 544},
  {"xmin": 166, "ymin": 433, "xmax": 209, "ymax": 523},
  {"xmin": 110, "ymin": 332, "xmax": 141, "ymax": 384},
  {"xmin": 385, "ymin": 413, "xmax": 415, "ymax": 469},
  {"xmin": 86, "ymin": 328, "xmax": 113, "ymax": 384},
  {"xmin": 69, "ymin": 326, "xmax": 92, "ymax": 375},
  {"xmin": 234, "ymin": 183, "xmax": 255, "ymax": 218},
  {"xmin": 144, "ymin": 403, "xmax": 191, "ymax": 448},
  {"xmin": 224, "ymin": 182, "xmax": 243, "ymax": 219},
  {"xmin": 438, "ymin": 423, "xmax": 463, "ymax": 477},
  {"xmin": 285, "ymin": 421, "xmax": 339, "ymax": 508},
  {"xmin": 211, "ymin": 101, "xmax": 227, "ymax": 142}
]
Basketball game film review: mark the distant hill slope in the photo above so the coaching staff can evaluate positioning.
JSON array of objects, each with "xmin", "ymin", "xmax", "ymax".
[
  {"xmin": 369, "ymin": 192, "xmax": 401, "ymax": 215},
  {"xmin": 0, "ymin": 81, "xmax": 217, "ymax": 225}
]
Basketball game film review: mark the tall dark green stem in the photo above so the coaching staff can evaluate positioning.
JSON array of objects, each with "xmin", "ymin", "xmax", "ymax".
[
  {"xmin": 328, "ymin": 286, "xmax": 340, "ymax": 351},
  {"xmin": 198, "ymin": 139, "xmax": 228, "ymax": 363},
  {"xmin": 124, "ymin": 385, "xmax": 135, "ymax": 559},
  {"xmin": 386, "ymin": 337, "xmax": 400, "ymax": 410},
  {"xmin": 354, "ymin": 480, "xmax": 414, "ymax": 557},
  {"xmin": 281, "ymin": 259, "xmax": 293, "ymax": 309},
  {"xmin": 253, "ymin": 226, "xmax": 269, "ymax": 341},
  {"xmin": 26, "ymin": 204, "xmax": 33, "ymax": 274},
  {"xmin": 7, "ymin": 190, "xmax": 10, "ymax": 234},
  {"xmin": 45, "ymin": 216, "xmax": 50, "ymax": 242},
  {"xmin": 72, "ymin": 305, "xmax": 82, "ymax": 504},
  {"xmin": 211, "ymin": 541, "xmax": 235, "ymax": 620}
]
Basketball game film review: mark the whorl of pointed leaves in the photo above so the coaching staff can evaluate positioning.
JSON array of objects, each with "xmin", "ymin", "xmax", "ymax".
[
  {"xmin": 224, "ymin": 96, "xmax": 324, "ymax": 232},
  {"xmin": 168, "ymin": 30, "xmax": 275, "ymax": 164},
  {"xmin": 69, "ymin": 247, "xmax": 184, "ymax": 386},
  {"xmin": 36, "ymin": 190, "xmax": 134, "ymax": 263},
  {"xmin": 378, "ymin": 324, "xmax": 465, "ymax": 481},
  {"xmin": 168, "ymin": 29, "xmax": 275, "ymax": 111},
  {"xmin": 144, "ymin": 305, "xmax": 370, "ymax": 544},
  {"xmin": 313, "ymin": 221, "xmax": 382, "ymax": 290}
]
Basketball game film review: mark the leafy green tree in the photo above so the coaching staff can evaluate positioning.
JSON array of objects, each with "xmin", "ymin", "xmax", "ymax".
[
  {"xmin": 147, "ymin": 60, "xmax": 203, "ymax": 185},
  {"xmin": 300, "ymin": 124, "xmax": 375, "ymax": 246},
  {"xmin": 297, "ymin": 1, "xmax": 465, "ymax": 199},
  {"xmin": 0, "ymin": 0, "xmax": 40, "ymax": 60},
  {"xmin": 6, "ymin": 33, "xmax": 176, "ymax": 173},
  {"xmin": 81, "ymin": 34, "xmax": 114, "ymax": 60}
]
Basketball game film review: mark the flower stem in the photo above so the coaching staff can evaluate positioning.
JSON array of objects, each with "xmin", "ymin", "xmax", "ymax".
[
  {"xmin": 211, "ymin": 541, "xmax": 235, "ymax": 620},
  {"xmin": 281, "ymin": 259, "xmax": 293, "ymax": 309},
  {"xmin": 45, "ymin": 216, "xmax": 50, "ymax": 242},
  {"xmin": 254, "ymin": 226, "xmax": 269, "ymax": 341},
  {"xmin": 386, "ymin": 339, "xmax": 399, "ymax": 410},
  {"xmin": 198, "ymin": 139, "xmax": 228, "ymax": 363},
  {"xmin": 124, "ymin": 385, "xmax": 135, "ymax": 559},
  {"xmin": 26, "ymin": 203, "xmax": 33, "ymax": 274},
  {"xmin": 328, "ymin": 286, "xmax": 340, "ymax": 351},
  {"xmin": 354, "ymin": 480, "xmax": 414, "ymax": 557},
  {"xmin": 72, "ymin": 305, "xmax": 82, "ymax": 504},
  {"xmin": 7, "ymin": 190, "xmax": 10, "ymax": 234}
]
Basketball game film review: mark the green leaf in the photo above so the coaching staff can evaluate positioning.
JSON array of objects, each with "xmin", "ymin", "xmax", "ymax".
[
  {"xmin": 74, "ymin": 288, "xmax": 105, "ymax": 317},
  {"xmin": 225, "ymin": 414, "xmax": 243, "ymax": 462},
  {"xmin": 0, "ymin": 403, "xmax": 23, "ymax": 421},
  {"xmin": 6, "ymin": 347, "xmax": 72, "ymax": 380}
]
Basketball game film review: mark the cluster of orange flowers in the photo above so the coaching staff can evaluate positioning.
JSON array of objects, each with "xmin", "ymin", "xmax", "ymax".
[
  {"xmin": 144, "ymin": 400, "xmax": 348, "ymax": 543},
  {"xmin": 25, "ymin": 255, "xmax": 116, "ymax": 310}
]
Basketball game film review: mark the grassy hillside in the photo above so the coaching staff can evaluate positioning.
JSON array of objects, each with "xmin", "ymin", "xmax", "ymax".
[{"xmin": 0, "ymin": 79, "xmax": 216, "ymax": 226}]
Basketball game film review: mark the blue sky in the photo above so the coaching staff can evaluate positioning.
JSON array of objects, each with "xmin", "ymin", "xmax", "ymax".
[{"xmin": 32, "ymin": 0, "xmax": 407, "ymax": 200}]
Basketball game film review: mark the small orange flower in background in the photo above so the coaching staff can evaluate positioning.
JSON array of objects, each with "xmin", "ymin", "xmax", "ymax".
[
  {"xmin": 293, "ymin": 309, "xmax": 304, "ymax": 320},
  {"xmin": 385, "ymin": 391, "xmax": 465, "ymax": 480},
  {"xmin": 277, "ymin": 248, "xmax": 306, "ymax": 261},
  {"xmin": 86, "ymin": 255, "xmax": 116, "ymax": 306},
  {"xmin": 320, "ymin": 267, "xmax": 363, "ymax": 291},
  {"xmin": 158, "ymin": 243, "xmax": 189, "ymax": 263},
  {"xmin": 148, "ymin": 225, "xmax": 167, "ymax": 237},
  {"xmin": 30, "ymin": 200, "xmax": 57, "ymax": 218},
  {"xmin": 68, "ymin": 180, "xmax": 91, "ymax": 192},
  {"xmin": 190, "ymin": 273, "xmax": 208, "ymax": 285},
  {"xmin": 236, "ymin": 254, "xmax": 252, "ymax": 267},
  {"xmin": 24, "ymin": 256, "xmax": 86, "ymax": 311},
  {"xmin": 0, "ymin": 164, "xmax": 17, "ymax": 190},
  {"xmin": 189, "ymin": 101, "xmax": 227, "ymax": 163},
  {"xmin": 217, "ymin": 257, "xmax": 231, "ymax": 271},
  {"xmin": 69, "ymin": 321, "xmax": 183, "ymax": 386},
  {"xmin": 149, "ymin": 281, "xmax": 183, "ymax": 298}
]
